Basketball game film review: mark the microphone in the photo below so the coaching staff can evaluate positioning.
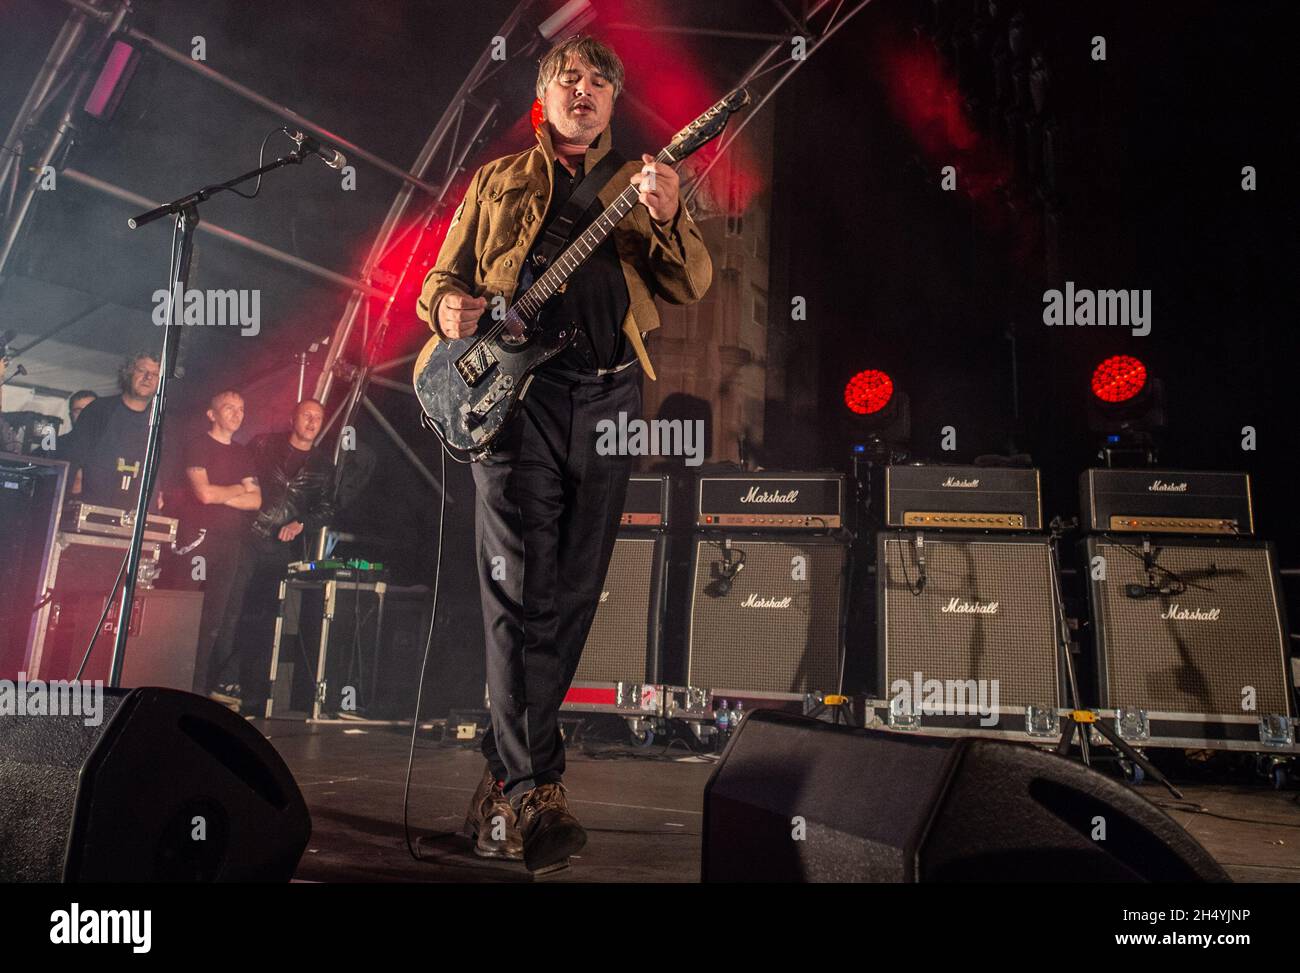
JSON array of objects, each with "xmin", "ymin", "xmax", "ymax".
[
  {"xmin": 286, "ymin": 130, "xmax": 347, "ymax": 170},
  {"xmin": 914, "ymin": 531, "xmax": 927, "ymax": 594},
  {"xmin": 707, "ymin": 539, "xmax": 744, "ymax": 597},
  {"xmin": 1126, "ymin": 581, "xmax": 1177, "ymax": 599}
]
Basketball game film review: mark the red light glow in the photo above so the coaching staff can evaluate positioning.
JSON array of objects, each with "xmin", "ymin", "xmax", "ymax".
[
  {"xmin": 1091, "ymin": 355, "xmax": 1147, "ymax": 404},
  {"xmin": 845, "ymin": 369, "xmax": 894, "ymax": 415}
]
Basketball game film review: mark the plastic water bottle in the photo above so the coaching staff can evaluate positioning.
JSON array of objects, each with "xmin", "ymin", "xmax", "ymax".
[
  {"xmin": 731, "ymin": 699, "xmax": 744, "ymax": 732},
  {"xmin": 714, "ymin": 700, "xmax": 730, "ymax": 750}
]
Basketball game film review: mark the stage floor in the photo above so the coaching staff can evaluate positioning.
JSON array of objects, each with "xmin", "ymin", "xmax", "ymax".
[{"xmin": 260, "ymin": 721, "xmax": 1300, "ymax": 883}]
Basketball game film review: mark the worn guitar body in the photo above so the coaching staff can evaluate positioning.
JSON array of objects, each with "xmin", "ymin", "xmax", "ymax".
[
  {"xmin": 414, "ymin": 87, "xmax": 750, "ymax": 460},
  {"xmin": 413, "ymin": 306, "xmax": 574, "ymax": 458}
]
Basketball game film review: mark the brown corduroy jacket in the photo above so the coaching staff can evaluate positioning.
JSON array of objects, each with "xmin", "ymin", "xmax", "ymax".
[{"xmin": 415, "ymin": 122, "xmax": 712, "ymax": 380}]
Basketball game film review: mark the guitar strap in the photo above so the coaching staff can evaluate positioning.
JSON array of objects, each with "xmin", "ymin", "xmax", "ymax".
[{"xmin": 529, "ymin": 148, "xmax": 626, "ymax": 271}]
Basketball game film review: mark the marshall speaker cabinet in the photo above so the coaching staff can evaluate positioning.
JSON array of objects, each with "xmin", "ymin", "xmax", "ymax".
[
  {"xmin": 875, "ymin": 532, "xmax": 1066, "ymax": 740},
  {"xmin": 565, "ymin": 534, "xmax": 668, "ymax": 713},
  {"xmin": 565, "ymin": 475, "xmax": 669, "ymax": 714},
  {"xmin": 1082, "ymin": 535, "xmax": 1295, "ymax": 751},
  {"xmin": 686, "ymin": 535, "xmax": 846, "ymax": 702}
]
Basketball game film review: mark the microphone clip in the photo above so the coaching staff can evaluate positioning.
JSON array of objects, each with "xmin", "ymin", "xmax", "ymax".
[{"xmin": 284, "ymin": 129, "xmax": 347, "ymax": 170}]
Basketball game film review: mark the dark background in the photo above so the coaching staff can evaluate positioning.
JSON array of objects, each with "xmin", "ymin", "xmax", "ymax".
[{"xmin": 769, "ymin": 0, "xmax": 1297, "ymax": 558}]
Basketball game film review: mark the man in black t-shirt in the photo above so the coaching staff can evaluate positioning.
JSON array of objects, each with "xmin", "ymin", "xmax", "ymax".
[
  {"xmin": 62, "ymin": 352, "xmax": 160, "ymax": 509},
  {"xmin": 182, "ymin": 389, "xmax": 260, "ymax": 706}
]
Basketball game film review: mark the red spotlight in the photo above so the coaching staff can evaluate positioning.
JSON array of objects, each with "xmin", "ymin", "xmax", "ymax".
[
  {"xmin": 844, "ymin": 369, "xmax": 894, "ymax": 415},
  {"xmin": 1090, "ymin": 355, "xmax": 1147, "ymax": 404}
]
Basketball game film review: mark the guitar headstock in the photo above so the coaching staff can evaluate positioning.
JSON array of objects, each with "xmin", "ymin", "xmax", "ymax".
[{"xmin": 662, "ymin": 87, "xmax": 752, "ymax": 162}]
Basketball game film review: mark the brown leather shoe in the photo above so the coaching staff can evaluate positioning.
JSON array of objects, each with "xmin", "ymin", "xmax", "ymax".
[
  {"xmin": 464, "ymin": 767, "xmax": 523, "ymax": 860},
  {"xmin": 515, "ymin": 782, "xmax": 586, "ymax": 873}
]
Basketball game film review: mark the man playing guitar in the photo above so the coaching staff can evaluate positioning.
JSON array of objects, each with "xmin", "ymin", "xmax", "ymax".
[{"xmin": 416, "ymin": 34, "xmax": 712, "ymax": 873}]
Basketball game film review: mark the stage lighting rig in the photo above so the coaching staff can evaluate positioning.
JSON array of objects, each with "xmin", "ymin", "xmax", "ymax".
[
  {"xmin": 1087, "ymin": 354, "xmax": 1165, "ymax": 467},
  {"xmin": 844, "ymin": 368, "xmax": 911, "ymax": 462},
  {"xmin": 83, "ymin": 39, "xmax": 141, "ymax": 123}
]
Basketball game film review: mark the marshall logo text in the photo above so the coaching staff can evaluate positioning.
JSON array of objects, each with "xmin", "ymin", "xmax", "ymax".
[
  {"xmin": 941, "ymin": 597, "xmax": 1000, "ymax": 615},
  {"xmin": 740, "ymin": 486, "xmax": 799, "ymax": 504},
  {"xmin": 741, "ymin": 593, "xmax": 793, "ymax": 609},
  {"xmin": 1160, "ymin": 604, "xmax": 1221, "ymax": 621}
]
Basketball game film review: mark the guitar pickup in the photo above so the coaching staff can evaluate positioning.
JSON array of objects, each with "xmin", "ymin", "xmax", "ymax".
[
  {"xmin": 455, "ymin": 342, "xmax": 499, "ymax": 387},
  {"xmin": 466, "ymin": 373, "xmax": 515, "ymax": 419}
]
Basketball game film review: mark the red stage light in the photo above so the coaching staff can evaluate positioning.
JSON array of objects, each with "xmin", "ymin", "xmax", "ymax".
[
  {"xmin": 83, "ymin": 40, "xmax": 140, "ymax": 122},
  {"xmin": 844, "ymin": 369, "xmax": 894, "ymax": 415},
  {"xmin": 1091, "ymin": 355, "xmax": 1147, "ymax": 404}
]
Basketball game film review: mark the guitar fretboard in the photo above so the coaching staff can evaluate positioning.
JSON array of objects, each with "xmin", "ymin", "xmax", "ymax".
[{"xmin": 514, "ymin": 147, "xmax": 675, "ymax": 321}]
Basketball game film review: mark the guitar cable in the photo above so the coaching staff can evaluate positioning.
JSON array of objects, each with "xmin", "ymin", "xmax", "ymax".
[{"xmin": 402, "ymin": 435, "xmax": 449, "ymax": 861}]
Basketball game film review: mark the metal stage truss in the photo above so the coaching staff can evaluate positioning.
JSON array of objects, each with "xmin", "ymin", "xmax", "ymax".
[{"xmin": 2, "ymin": 0, "xmax": 873, "ymax": 493}]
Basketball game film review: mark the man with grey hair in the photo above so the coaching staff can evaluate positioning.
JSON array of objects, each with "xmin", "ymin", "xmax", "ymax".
[
  {"xmin": 62, "ymin": 351, "xmax": 160, "ymax": 508},
  {"xmin": 417, "ymin": 34, "xmax": 711, "ymax": 873}
]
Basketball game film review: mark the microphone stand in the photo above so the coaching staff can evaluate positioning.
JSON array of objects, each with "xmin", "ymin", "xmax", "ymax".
[
  {"xmin": 109, "ymin": 144, "xmax": 315, "ymax": 687},
  {"xmin": 1048, "ymin": 517, "xmax": 1181, "ymax": 798}
]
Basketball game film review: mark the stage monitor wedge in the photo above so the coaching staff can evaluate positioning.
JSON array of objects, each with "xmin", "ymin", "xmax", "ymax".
[
  {"xmin": 0, "ymin": 687, "xmax": 310, "ymax": 882},
  {"xmin": 703, "ymin": 710, "xmax": 1229, "ymax": 882}
]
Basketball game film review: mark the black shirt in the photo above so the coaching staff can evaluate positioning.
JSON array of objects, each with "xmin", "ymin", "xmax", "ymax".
[
  {"xmin": 180, "ymin": 433, "xmax": 256, "ymax": 537},
  {"xmin": 528, "ymin": 159, "xmax": 632, "ymax": 373},
  {"xmin": 64, "ymin": 395, "xmax": 152, "ymax": 508}
]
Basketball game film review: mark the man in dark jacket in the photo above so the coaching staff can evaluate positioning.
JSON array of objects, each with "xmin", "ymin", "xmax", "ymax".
[
  {"xmin": 416, "ymin": 35, "xmax": 711, "ymax": 873},
  {"xmin": 238, "ymin": 398, "xmax": 336, "ymax": 714}
]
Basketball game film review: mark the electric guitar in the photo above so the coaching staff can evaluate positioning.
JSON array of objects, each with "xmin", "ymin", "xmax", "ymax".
[{"xmin": 413, "ymin": 87, "xmax": 750, "ymax": 459}]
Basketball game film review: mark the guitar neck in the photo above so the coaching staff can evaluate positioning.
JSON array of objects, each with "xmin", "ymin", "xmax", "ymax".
[{"xmin": 514, "ymin": 147, "xmax": 675, "ymax": 321}]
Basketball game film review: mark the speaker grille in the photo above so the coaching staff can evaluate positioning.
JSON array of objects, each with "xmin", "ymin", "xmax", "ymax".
[
  {"xmin": 575, "ymin": 536, "xmax": 660, "ymax": 683},
  {"xmin": 1090, "ymin": 539, "xmax": 1290, "ymax": 717},
  {"xmin": 879, "ymin": 534, "xmax": 1061, "ymax": 708},
  {"xmin": 688, "ymin": 538, "xmax": 844, "ymax": 694}
]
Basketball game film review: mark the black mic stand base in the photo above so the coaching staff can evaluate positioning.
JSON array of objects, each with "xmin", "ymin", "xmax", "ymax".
[{"xmin": 1056, "ymin": 709, "xmax": 1183, "ymax": 800}]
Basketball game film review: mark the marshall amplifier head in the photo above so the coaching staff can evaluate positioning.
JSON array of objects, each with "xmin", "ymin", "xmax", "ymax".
[
  {"xmin": 696, "ymin": 472, "xmax": 843, "ymax": 530},
  {"xmin": 571, "ymin": 535, "xmax": 666, "ymax": 691},
  {"xmin": 877, "ymin": 532, "xmax": 1064, "ymax": 740},
  {"xmin": 687, "ymin": 536, "xmax": 845, "ymax": 697},
  {"xmin": 1080, "ymin": 468, "xmax": 1254, "ymax": 536},
  {"xmin": 1083, "ymin": 535, "xmax": 1294, "ymax": 750},
  {"xmin": 885, "ymin": 465, "xmax": 1042, "ymax": 531},
  {"xmin": 620, "ymin": 474, "xmax": 669, "ymax": 528}
]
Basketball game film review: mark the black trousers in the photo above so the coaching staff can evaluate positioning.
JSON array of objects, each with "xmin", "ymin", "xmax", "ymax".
[
  {"xmin": 194, "ymin": 531, "xmax": 255, "ymax": 694},
  {"xmin": 235, "ymin": 533, "xmax": 300, "ymax": 709},
  {"xmin": 471, "ymin": 364, "xmax": 640, "ymax": 798}
]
